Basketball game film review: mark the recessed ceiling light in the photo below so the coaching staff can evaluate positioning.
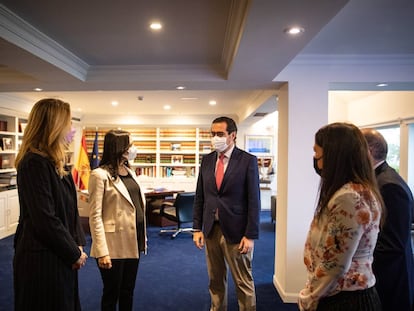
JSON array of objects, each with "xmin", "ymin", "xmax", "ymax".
[
  {"xmin": 150, "ymin": 22, "xmax": 162, "ymax": 30},
  {"xmin": 376, "ymin": 83, "xmax": 388, "ymax": 87},
  {"xmin": 163, "ymin": 105, "xmax": 171, "ymax": 110},
  {"xmin": 180, "ymin": 97, "xmax": 198, "ymax": 100},
  {"xmin": 111, "ymin": 101, "xmax": 119, "ymax": 106},
  {"xmin": 284, "ymin": 26, "xmax": 304, "ymax": 35},
  {"xmin": 209, "ymin": 100, "xmax": 217, "ymax": 106},
  {"xmin": 176, "ymin": 86, "xmax": 186, "ymax": 90},
  {"xmin": 34, "ymin": 87, "xmax": 42, "ymax": 92}
]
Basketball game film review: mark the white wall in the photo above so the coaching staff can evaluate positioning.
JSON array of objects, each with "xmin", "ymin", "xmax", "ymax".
[
  {"xmin": 329, "ymin": 90, "xmax": 414, "ymax": 187},
  {"xmin": 330, "ymin": 91, "xmax": 414, "ymax": 126},
  {"xmin": 271, "ymin": 77, "xmax": 329, "ymax": 302}
]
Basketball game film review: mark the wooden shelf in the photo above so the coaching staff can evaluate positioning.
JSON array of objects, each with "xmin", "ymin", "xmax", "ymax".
[
  {"xmin": 84, "ymin": 126, "xmax": 209, "ymax": 178},
  {"xmin": 0, "ymin": 112, "xmax": 28, "ymax": 239}
]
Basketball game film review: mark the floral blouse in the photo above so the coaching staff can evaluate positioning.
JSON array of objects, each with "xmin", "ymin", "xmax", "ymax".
[{"xmin": 298, "ymin": 182, "xmax": 381, "ymax": 311}]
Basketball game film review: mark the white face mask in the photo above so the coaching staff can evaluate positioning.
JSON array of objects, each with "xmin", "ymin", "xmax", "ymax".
[
  {"xmin": 127, "ymin": 146, "xmax": 138, "ymax": 161},
  {"xmin": 211, "ymin": 136, "xmax": 228, "ymax": 152}
]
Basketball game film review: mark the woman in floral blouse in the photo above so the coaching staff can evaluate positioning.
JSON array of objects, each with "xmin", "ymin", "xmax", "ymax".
[{"xmin": 298, "ymin": 122, "xmax": 384, "ymax": 311}]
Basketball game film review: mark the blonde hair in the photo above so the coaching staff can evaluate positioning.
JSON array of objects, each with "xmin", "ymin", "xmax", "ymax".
[{"xmin": 15, "ymin": 98, "xmax": 71, "ymax": 177}]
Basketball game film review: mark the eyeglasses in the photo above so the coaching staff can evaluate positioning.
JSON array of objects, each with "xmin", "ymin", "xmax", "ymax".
[{"xmin": 211, "ymin": 131, "xmax": 226, "ymax": 137}]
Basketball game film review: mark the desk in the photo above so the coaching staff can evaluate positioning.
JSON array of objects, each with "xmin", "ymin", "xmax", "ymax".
[
  {"xmin": 259, "ymin": 178, "xmax": 271, "ymax": 190},
  {"xmin": 145, "ymin": 190, "xmax": 184, "ymax": 227},
  {"xmin": 77, "ymin": 191, "xmax": 91, "ymax": 233},
  {"xmin": 77, "ymin": 189, "xmax": 185, "ymax": 229},
  {"xmin": 145, "ymin": 190, "xmax": 183, "ymax": 199}
]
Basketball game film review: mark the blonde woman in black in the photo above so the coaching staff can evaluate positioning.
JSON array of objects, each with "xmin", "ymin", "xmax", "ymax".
[{"xmin": 14, "ymin": 98, "xmax": 87, "ymax": 311}]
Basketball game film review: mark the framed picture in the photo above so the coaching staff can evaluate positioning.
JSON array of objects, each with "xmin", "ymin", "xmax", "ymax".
[
  {"xmin": 171, "ymin": 154, "xmax": 183, "ymax": 164},
  {"xmin": 245, "ymin": 135, "xmax": 272, "ymax": 155},
  {"xmin": 2, "ymin": 137, "xmax": 13, "ymax": 151},
  {"xmin": 0, "ymin": 154, "xmax": 12, "ymax": 169},
  {"xmin": 19, "ymin": 122, "xmax": 27, "ymax": 134},
  {"xmin": 170, "ymin": 143, "xmax": 181, "ymax": 151}
]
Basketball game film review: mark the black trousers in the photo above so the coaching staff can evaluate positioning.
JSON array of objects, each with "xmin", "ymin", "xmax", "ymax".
[
  {"xmin": 97, "ymin": 258, "xmax": 139, "ymax": 311},
  {"xmin": 317, "ymin": 287, "xmax": 382, "ymax": 311}
]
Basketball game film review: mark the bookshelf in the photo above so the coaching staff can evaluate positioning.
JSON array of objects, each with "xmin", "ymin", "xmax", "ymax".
[
  {"xmin": 83, "ymin": 126, "xmax": 211, "ymax": 180},
  {"xmin": 130, "ymin": 128, "xmax": 157, "ymax": 177},
  {"xmin": 0, "ymin": 114, "xmax": 19, "ymax": 173},
  {"xmin": 0, "ymin": 111, "xmax": 27, "ymax": 239}
]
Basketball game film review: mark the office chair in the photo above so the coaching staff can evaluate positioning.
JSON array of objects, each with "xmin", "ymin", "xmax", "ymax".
[{"xmin": 159, "ymin": 192, "xmax": 195, "ymax": 239}]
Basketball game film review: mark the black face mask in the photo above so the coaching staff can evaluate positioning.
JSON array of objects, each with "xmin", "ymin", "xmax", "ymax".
[{"xmin": 313, "ymin": 157, "xmax": 322, "ymax": 176}]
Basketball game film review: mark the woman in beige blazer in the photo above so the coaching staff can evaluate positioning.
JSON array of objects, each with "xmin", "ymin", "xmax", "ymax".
[{"xmin": 89, "ymin": 130, "xmax": 147, "ymax": 311}]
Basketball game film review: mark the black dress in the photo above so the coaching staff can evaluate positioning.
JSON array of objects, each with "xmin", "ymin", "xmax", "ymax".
[
  {"xmin": 119, "ymin": 173, "xmax": 145, "ymax": 252},
  {"xmin": 14, "ymin": 152, "xmax": 85, "ymax": 311}
]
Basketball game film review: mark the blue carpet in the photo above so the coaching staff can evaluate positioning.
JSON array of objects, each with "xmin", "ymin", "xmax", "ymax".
[{"xmin": 0, "ymin": 211, "xmax": 299, "ymax": 311}]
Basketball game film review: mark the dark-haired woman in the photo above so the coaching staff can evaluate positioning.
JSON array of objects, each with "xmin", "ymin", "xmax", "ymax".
[
  {"xmin": 89, "ymin": 130, "xmax": 146, "ymax": 311},
  {"xmin": 298, "ymin": 122, "xmax": 383, "ymax": 311}
]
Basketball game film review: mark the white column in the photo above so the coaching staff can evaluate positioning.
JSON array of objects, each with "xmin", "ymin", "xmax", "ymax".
[{"xmin": 273, "ymin": 79, "xmax": 329, "ymax": 302}]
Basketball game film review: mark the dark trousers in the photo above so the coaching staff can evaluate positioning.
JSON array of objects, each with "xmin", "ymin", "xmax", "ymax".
[
  {"xmin": 97, "ymin": 258, "xmax": 139, "ymax": 311},
  {"xmin": 317, "ymin": 287, "xmax": 382, "ymax": 311}
]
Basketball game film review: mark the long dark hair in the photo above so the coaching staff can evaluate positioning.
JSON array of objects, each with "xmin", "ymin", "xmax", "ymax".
[
  {"xmin": 315, "ymin": 122, "xmax": 383, "ymax": 218},
  {"xmin": 99, "ymin": 129, "xmax": 130, "ymax": 178}
]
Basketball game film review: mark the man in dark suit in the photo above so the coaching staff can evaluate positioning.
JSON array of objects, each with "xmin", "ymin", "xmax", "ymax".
[
  {"xmin": 362, "ymin": 128, "xmax": 414, "ymax": 311},
  {"xmin": 193, "ymin": 116, "xmax": 261, "ymax": 311}
]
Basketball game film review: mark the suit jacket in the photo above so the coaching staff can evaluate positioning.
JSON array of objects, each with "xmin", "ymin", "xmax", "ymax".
[
  {"xmin": 193, "ymin": 147, "xmax": 260, "ymax": 244},
  {"xmin": 373, "ymin": 161, "xmax": 414, "ymax": 311},
  {"xmin": 89, "ymin": 166, "xmax": 147, "ymax": 259},
  {"xmin": 14, "ymin": 152, "xmax": 85, "ymax": 311}
]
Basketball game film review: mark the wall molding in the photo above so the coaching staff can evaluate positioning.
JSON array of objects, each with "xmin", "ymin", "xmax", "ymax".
[{"xmin": 0, "ymin": 4, "xmax": 89, "ymax": 81}]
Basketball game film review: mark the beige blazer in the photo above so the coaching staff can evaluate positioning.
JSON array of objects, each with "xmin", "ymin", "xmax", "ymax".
[{"xmin": 89, "ymin": 166, "xmax": 147, "ymax": 259}]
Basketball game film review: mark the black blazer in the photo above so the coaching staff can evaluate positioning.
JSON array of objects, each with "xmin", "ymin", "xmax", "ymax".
[
  {"xmin": 193, "ymin": 147, "xmax": 260, "ymax": 244},
  {"xmin": 14, "ymin": 153, "xmax": 85, "ymax": 311},
  {"xmin": 373, "ymin": 161, "xmax": 414, "ymax": 310}
]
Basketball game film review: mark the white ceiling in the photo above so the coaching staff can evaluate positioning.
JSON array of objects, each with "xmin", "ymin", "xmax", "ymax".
[{"xmin": 0, "ymin": 0, "xmax": 413, "ymax": 126}]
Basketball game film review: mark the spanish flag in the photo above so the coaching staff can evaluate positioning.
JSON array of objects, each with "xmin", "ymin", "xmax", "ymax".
[{"xmin": 72, "ymin": 131, "xmax": 90, "ymax": 190}]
